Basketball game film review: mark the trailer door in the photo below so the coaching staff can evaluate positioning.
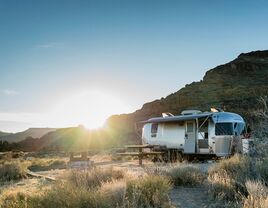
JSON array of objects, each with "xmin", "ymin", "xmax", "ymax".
[{"xmin": 184, "ymin": 121, "xmax": 196, "ymax": 153}]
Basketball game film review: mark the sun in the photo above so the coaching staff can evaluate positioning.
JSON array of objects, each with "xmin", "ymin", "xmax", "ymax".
[{"xmin": 50, "ymin": 90, "xmax": 129, "ymax": 129}]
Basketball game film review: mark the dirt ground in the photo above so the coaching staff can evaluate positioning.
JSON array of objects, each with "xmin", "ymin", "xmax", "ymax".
[{"xmin": 169, "ymin": 186, "xmax": 214, "ymax": 208}]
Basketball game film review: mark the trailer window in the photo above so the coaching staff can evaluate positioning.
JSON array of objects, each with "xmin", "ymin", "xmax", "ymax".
[
  {"xmin": 234, "ymin": 122, "xmax": 245, "ymax": 135},
  {"xmin": 151, "ymin": 123, "xmax": 158, "ymax": 137},
  {"xmin": 215, "ymin": 123, "xmax": 233, "ymax": 135}
]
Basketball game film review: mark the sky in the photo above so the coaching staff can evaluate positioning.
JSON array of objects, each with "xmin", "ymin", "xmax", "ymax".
[{"xmin": 0, "ymin": 0, "xmax": 268, "ymax": 132}]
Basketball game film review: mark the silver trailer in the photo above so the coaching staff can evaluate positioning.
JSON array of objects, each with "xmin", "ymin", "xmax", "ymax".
[{"xmin": 140, "ymin": 110, "xmax": 248, "ymax": 161}]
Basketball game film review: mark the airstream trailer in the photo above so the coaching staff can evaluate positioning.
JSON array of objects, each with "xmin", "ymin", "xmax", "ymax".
[{"xmin": 140, "ymin": 110, "xmax": 248, "ymax": 161}]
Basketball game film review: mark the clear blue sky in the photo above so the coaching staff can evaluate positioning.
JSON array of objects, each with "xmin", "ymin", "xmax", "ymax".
[{"xmin": 1, "ymin": 0, "xmax": 268, "ymax": 132}]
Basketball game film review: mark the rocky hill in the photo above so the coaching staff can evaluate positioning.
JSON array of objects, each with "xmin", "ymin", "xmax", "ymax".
[
  {"xmin": 1, "ymin": 50, "xmax": 268, "ymax": 151},
  {"xmin": 107, "ymin": 50, "xmax": 268, "ymax": 141}
]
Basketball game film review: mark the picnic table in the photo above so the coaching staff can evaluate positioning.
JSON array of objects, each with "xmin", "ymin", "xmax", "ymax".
[{"xmin": 117, "ymin": 144, "xmax": 163, "ymax": 165}]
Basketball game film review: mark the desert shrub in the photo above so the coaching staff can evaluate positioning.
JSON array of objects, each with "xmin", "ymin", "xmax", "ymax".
[
  {"xmin": 0, "ymin": 161, "xmax": 29, "ymax": 181},
  {"xmin": 165, "ymin": 165, "xmax": 206, "ymax": 186},
  {"xmin": 256, "ymin": 159, "xmax": 268, "ymax": 185},
  {"xmin": 68, "ymin": 167, "xmax": 124, "ymax": 189},
  {"xmin": 0, "ymin": 152, "xmax": 25, "ymax": 161},
  {"xmin": 126, "ymin": 175, "xmax": 171, "ymax": 208},
  {"xmin": 209, "ymin": 155, "xmax": 252, "ymax": 195},
  {"xmin": 0, "ymin": 168, "xmax": 172, "ymax": 208},
  {"xmin": 31, "ymin": 182, "xmax": 108, "ymax": 208},
  {"xmin": 28, "ymin": 158, "xmax": 67, "ymax": 171},
  {"xmin": 100, "ymin": 179, "xmax": 127, "ymax": 207},
  {"xmin": 0, "ymin": 191, "xmax": 29, "ymax": 208},
  {"xmin": 208, "ymin": 169, "xmax": 238, "ymax": 202},
  {"xmin": 208, "ymin": 155, "xmax": 257, "ymax": 204},
  {"xmin": 243, "ymin": 180, "xmax": 268, "ymax": 208}
]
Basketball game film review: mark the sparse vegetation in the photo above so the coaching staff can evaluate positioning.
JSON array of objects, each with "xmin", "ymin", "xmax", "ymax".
[
  {"xmin": 0, "ymin": 160, "xmax": 29, "ymax": 182},
  {"xmin": 0, "ymin": 167, "xmax": 172, "ymax": 208},
  {"xmin": 28, "ymin": 158, "xmax": 67, "ymax": 171},
  {"xmin": 68, "ymin": 167, "xmax": 125, "ymax": 189},
  {"xmin": 208, "ymin": 155, "xmax": 252, "ymax": 203},
  {"xmin": 126, "ymin": 175, "xmax": 171, "ymax": 208},
  {"xmin": 166, "ymin": 165, "xmax": 206, "ymax": 186},
  {"xmin": 243, "ymin": 180, "xmax": 268, "ymax": 208},
  {"xmin": 208, "ymin": 154, "xmax": 268, "ymax": 207}
]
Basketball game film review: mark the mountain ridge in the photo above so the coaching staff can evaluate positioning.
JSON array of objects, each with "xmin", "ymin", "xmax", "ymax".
[
  {"xmin": 1, "ymin": 50, "xmax": 267, "ymax": 151},
  {"xmin": 106, "ymin": 50, "xmax": 268, "ymax": 140},
  {"xmin": 0, "ymin": 128, "xmax": 57, "ymax": 143}
]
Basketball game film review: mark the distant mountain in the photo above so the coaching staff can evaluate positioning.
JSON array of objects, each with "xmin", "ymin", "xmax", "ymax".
[
  {"xmin": 14, "ymin": 126, "xmax": 118, "ymax": 152},
  {"xmin": 0, "ymin": 128, "xmax": 57, "ymax": 143},
  {"xmin": 0, "ymin": 131, "xmax": 13, "ymax": 137},
  {"xmin": 107, "ymin": 50, "xmax": 268, "ymax": 140}
]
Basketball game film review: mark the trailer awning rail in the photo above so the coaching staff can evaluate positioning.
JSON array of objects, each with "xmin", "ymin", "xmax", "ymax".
[{"xmin": 139, "ymin": 112, "xmax": 213, "ymax": 124}]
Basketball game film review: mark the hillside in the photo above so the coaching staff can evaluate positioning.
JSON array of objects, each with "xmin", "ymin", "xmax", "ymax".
[
  {"xmin": 12, "ymin": 126, "xmax": 121, "ymax": 152},
  {"xmin": 0, "ymin": 128, "xmax": 57, "ymax": 143},
  {"xmin": 1, "ymin": 50, "xmax": 268, "ymax": 151},
  {"xmin": 107, "ymin": 50, "xmax": 268, "ymax": 140}
]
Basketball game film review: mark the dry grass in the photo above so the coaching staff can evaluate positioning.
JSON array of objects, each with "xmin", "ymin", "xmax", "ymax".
[
  {"xmin": 208, "ymin": 155, "xmax": 252, "ymax": 201},
  {"xmin": 145, "ymin": 163, "xmax": 206, "ymax": 186},
  {"xmin": 243, "ymin": 180, "xmax": 268, "ymax": 208},
  {"xmin": 0, "ymin": 191, "xmax": 29, "ymax": 208},
  {"xmin": 28, "ymin": 158, "xmax": 67, "ymax": 171},
  {"xmin": 166, "ymin": 165, "xmax": 206, "ymax": 186},
  {"xmin": 126, "ymin": 175, "xmax": 171, "ymax": 208},
  {"xmin": 68, "ymin": 167, "xmax": 125, "ymax": 189},
  {"xmin": 256, "ymin": 159, "xmax": 268, "ymax": 185},
  {"xmin": 0, "ymin": 160, "xmax": 29, "ymax": 182},
  {"xmin": 100, "ymin": 180, "xmax": 127, "ymax": 207},
  {"xmin": 208, "ymin": 154, "xmax": 268, "ymax": 207},
  {"xmin": 0, "ymin": 167, "xmax": 172, "ymax": 208}
]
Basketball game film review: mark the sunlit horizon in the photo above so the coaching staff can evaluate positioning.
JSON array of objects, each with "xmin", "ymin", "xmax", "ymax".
[{"xmin": 1, "ymin": 90, "xmax": 132, "ymax": 133}]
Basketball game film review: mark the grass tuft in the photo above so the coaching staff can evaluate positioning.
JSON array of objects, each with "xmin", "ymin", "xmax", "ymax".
[
  {"xmin": 0, "ymin": 160, "xmax": 29, "ymax": 182},
  {"xmin": 243, "ymin": 180, "xmax": 268, "ymax": 208},
  {"xmin": 166, "ymin": 165, "xmax": 206, "ymax": 186}
]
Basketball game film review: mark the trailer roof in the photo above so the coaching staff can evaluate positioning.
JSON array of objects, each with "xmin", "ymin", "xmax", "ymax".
[{"xmin": 140, "ymin": 112, "xmax": 213, "ymax": 124}]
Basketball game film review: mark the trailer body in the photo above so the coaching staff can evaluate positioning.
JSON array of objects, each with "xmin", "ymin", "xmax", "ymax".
[{"xmin": 141, "ymin": 111, "xmax": 247, "ymax": 159}]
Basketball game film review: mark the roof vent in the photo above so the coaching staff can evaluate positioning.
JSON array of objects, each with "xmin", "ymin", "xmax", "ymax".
[
  {"xmin": 162, "ymin": 112, "xmax": 174, "ymax": 117},
  {"xmin": 181, "ymin": 110, "xmax": 202, "ymax": 115}
]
